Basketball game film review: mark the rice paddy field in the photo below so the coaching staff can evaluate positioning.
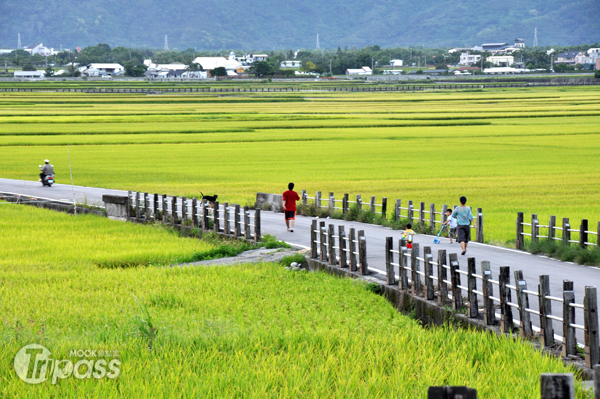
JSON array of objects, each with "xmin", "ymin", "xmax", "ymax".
[
  {"xmin": 0, "ymin": 203, "xmax": 592, "ymax": 398},
  {"xmin": 2, "ymin": 85, "xmax": 600, "ymax": 244}
]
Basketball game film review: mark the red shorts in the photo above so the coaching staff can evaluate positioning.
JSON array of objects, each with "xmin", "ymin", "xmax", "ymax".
[{"xmin": 285, "ymin": 211, "xmax": 296, "ymax": 221}]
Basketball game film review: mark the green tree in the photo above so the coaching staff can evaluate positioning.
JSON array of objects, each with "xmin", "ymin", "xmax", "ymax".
[
  {"xmin": 302, "ymin": 61, "xmax": 316, "ymax": 72},
  {"xmin": 66, "ymin": 64, "xmax": 81, "ymax": 77},
  {"xmin": 187, "ymin": 63, "xmax": 203, "ymax": 72},
  {"xmin": 44, "ymin": 67, "xmax": 55, "ymax": 77},
  {"xmin": 250, "ymin": 61, "xmax": 274, "ymax": 77},
  {"xmin": 595, "ymin": 69, "xmax": 600, "ymax": 79},
  {"xmin": 22, "ymin": 64, "xmax": 36, "ymax": 71},
  {"xmin": 124, "ymin": 61, "xmax": 148, "ymax": 77},
  {"xmin": 210, "ymin": 67, "xmax": 227, "ymax": 77}
]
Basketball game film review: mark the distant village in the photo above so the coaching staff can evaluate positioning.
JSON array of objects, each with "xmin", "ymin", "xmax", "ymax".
[{"xmin": 3, "ymin": 38, "xmax": 600, "ymax": 80}]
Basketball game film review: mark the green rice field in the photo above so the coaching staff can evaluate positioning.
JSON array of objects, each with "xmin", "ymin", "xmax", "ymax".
[
  {"xmin": 0, "ymin": 203, "xmax": 591, "ymax": 398},
  {"xmin": 1, "ymin": 85, "xmax": 600, "ymax": 244}
]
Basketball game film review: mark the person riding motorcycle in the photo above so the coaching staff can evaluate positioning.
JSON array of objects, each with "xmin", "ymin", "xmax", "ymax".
[{"xmin": 40, "ymin": 159, "xmax": 54, "ymax": 182}]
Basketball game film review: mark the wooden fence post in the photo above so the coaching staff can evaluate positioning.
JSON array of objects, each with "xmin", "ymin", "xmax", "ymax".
[
  {"xmin": 437, "ymin": 250, "xmax": 448, "ymax": 305},
  {"xmin": 386, "ymin": 237, "xmax": 395, "ymax": 285},
  {"xmin": 329, "ymin": 192, "xmax": 335, "ymax": 211},
  {"xmin": 481, "ymin": 261, "xmax": 495, "ymax": 325},
  {"xmin": 358, "ymin": 230, "xmax": 368, "ymax": 275},
  {"xmin": 395, "ymin": 199, "xmax": 401, "ymax": 221},
  {"xmin": 233, "ymin": 204, "xmax": 240, "ymax": 236},
  {"xmin": 153, "ymin": 194, "xmax": 159, "ymax": 221},
  {"xmin": 182, "ymin": 197, "xmax": 188, "ymax": 225},
  {"xmin": 349, "ymin": 228, "xmax": 357, "ymax": 272},
  {"xmin": 328, "ymin": 224, "xmax": 336, "ymax": 265},
  {"xmin": 548, "ymin": 215, "xmax": 556, "ymax": 242},
  {"xmin": 339, "ymin": 226, "xmax": 347, "ymax": 268},
  {"xmin": 315, "ymin": 191, "xmax": 321, "ymax": 209},
  {"xmin": 562, "ymin": 280, "xmax": 576, "ymax": 357},
  {"xmin": 191, "ymin": 198, "xmax": 198, "ymax": 228},
  {"xmin": 408, "ymin": 200, "xmax": 413, "ymax": 222},
  {"xmin": 563, "ymin": 218, "xmax": 570, "ymax": 246},
  {"xmin": 499, "ymin": 266, "xmax": 514, "ymax": 333},
  {"xmin": 213, "ymin": 201, "xmax": 219, "ymax": 232},
  {"xmin": 597, "ymin": 221, "xmax": 600, "ymax": 247},
  {"xmin": 369, "ymin": 196, "xmax": 376, "ymax": 213},
  {"xmin": 540, "ymin": 374, "xmax": 575, "ymax": 399},
  {"xmin": 424, "ymin": 246, "xmax": 434, "ymax": 300},
  {"xmin": 135, "ymin": 192, "xmax": 141, "ymax": 220},
  {"xmin": 583, "ymin": 286, "xmax": 599, "ymax": 367},
  {"xmin": 539, "ymin": 275, "xmax": 555, "ymax": 347},
  {"xmin": 579, "ymin": 219, "xmax": 588, "ymax": 248},
  {"xmin": 419, "ymin": 202, "xmax": 425, "ymax": 226},
  {"xmin": 254, "ymin": 208, "xmax": 261, "ymax": 242},
  {"xmin": 244, "ymin": 207, "xmax": 251, "ymax": 239},
  {"xmin": 514, "ymin": 270, "xmax": 533, "ymax": 337},
  {"xmin": 221, "ymin": 202, "xmax": 228, "ymax": 233},
  {"xmin": 202, "ymin": 200, "xmax": 208, "ymax": 230},
  {"xmin": 382, "ymin": 197, "xmax": 387, "ymax": 219},
  {"xmin": 531, "ymin": 213, "xmax": 538, "ymax": 244},
  {"xmin": 311, "ymin": 220, "xmax": 318, "ymax": 258},
  {"xmin": 162, "ymin": 195, "xmax": 168, "ymax": 224},
  {"xmin": 449, "ymin": 254, "xmax": 462, "ymax": 311},
  {"xmin": 398, "ymin": 240, "xmax": 408, "ymax": 289},
  {"xmin": 467, "ymin": 257, "xmax": 478, "ymax": 318},
  {"xmin": 301, "ymin": 190, "xmax": 307, "ymax": 206},
  {"xmin": 171, "ymin": 196, "xmax": 178, "ymax": 225},
  {"xmin": 441, "ymin": 205, "xmax": 448, "ymax": 225},
  {"xmin": 476, "ymin": 208, "xmax": 483, "ymax": 243},
  {"xmin": 356, "ymin": 194, "xmax": 362, "ymax": 211},
  {"xmin": 430, "ymin": 203, "xmax": 436, "ymax": 229},
  {"xmin": 516, "ymin": 212, "xmax": 524, "ymax": 250},
  {"xmin": 320, "ymin": 223, "xmax": 327, "ymax": 262},
  {"xmin": 411, "ymin": 243, "xmax": 421, "ymax": 295},
  {"xmin": 144, "ymin": 193, "xmax": 149, "ymax": 221},
  {"xmin": 343, "ymin": 194, "xmax": 349, "ymax": 215}
]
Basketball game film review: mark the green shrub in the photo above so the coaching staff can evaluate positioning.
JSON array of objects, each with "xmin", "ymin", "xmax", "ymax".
[{"xmin": 279, "ymin": 253, "xmax": 307, "ymax": 267}]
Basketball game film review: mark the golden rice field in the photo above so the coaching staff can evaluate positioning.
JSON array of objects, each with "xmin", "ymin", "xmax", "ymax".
[
  {"xmin": 0, "ymin": 204, "xmax": 591, "ymax": 398},
  {"xmin": 1, "ymin": 86, "xmax": 600, "ymax": 243}
]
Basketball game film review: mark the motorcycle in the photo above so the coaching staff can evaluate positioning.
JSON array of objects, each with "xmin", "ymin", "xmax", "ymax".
[{"xmin": 39, "ymin": 165, "xmax": 55, "ymax": 187}]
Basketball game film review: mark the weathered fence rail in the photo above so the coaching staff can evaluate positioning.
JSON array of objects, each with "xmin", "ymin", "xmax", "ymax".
[
  {"xmin": 302, "ymin": 190, "xmax": 484, "ymax": 243},
  {"xmin": 310, "ymin": 219, "xmax": 599, "ymax": 368},
  {"xmin": 123, "ymin": 191, "xmax": 261, "ymax": 241},
  {"xmin": 516, "ymin": 212, "xmax": 600, "ymax": 250}
]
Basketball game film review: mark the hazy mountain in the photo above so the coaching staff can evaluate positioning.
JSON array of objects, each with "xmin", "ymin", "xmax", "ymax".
[{"xmin": 1, "ymin": 0, "xmax": 598, "ymax": 50}]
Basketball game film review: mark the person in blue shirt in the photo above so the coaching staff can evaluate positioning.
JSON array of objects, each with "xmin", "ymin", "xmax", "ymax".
[{"xmin": 451, "ymin": 196, "xmax": 474, "ymax": 255}]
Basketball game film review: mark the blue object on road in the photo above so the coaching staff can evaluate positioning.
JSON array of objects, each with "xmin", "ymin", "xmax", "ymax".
[{"xmin": 433, "ymin": 225, "xmax": 447, "ymax": 244}]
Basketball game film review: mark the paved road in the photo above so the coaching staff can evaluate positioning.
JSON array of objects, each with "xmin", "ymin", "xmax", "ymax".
[{"xmin": 2, "ymin": 177, "xmax": 599, "ymax": 344}]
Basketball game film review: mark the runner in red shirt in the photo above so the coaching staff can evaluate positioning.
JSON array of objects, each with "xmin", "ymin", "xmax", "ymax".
[{"xmin": 282, "ymin": 182, "xmax": 300, "ymax": 232}]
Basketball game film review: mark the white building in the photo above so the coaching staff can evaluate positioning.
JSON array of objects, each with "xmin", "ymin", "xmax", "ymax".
[
  {"xmin": 83, "ymin": 63, "xmax": 124, "ymax": 76},
  {"xmin": 280, "ymin": 60, "xmax": 301, "ymax": 68},
  {"xmin": 24, "ymin": 43, "xmax": 56, "ymax": 57},
  {"xmin": 14, "ymin": 70, "xmax": 45, "ymax": 79},
  {"xmin": 588, "ymin": 48, "xmax": 600, "ymax": 63},
  {"xmin": 345, "ymin": 66, "xmax": 372, "ymax": 76},
  {"xmin": 459, "ymin": 52, "xmax": 481, "ymax": 66},
  {"xmin": 192, "ymin": 56, "xmax": 243, "ymax": 71},
  {"xmin": 390, "ymin": 59, "xmax": 403, "ymax": 67},
  {"xmin": 514, "ymin": 38, "xmax": 526, "ymax": 48},
  {"xmin": 486, "ymin": 55, "xmax": 514, "ymax": 66}
]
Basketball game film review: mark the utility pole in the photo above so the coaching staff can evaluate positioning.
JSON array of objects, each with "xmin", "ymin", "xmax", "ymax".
[
  {"xmin": 164, "ymin": 35, "xmax": 169, "ymax": 51},
  {"xmin": 329, "ymin": 59, "xmax": 332, "ymax": 75}
]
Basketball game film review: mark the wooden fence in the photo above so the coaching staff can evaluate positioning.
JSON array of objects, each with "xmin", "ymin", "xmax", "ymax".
[
  {"xmin": 302, "ymin": 190, "xmax": 484, "ymax": 243},
  {"xmin": 310, "ymin": 220, "xmax": 600, "ymax": 368},
  {"xmin": 0, "ymin": 79, "xmax": 598, "ymax": 94},
  {"xmin": 127, "ymin": 191, "xmax": 261, "ymax": 241},
  {"xmin": 517, "ymin": 212, "xmax": 600, "ymax": 250}
]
